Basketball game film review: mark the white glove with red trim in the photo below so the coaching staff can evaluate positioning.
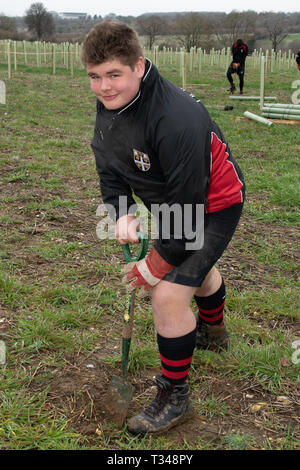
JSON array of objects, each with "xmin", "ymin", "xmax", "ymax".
[{"xmin": 121, "ymin": 248, "xmax": 175, "ymax": 298}]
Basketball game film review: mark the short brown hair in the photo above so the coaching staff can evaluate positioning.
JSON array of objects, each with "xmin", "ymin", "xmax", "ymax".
[{"xmin": 81, "ymin": 20, "xmax": 144, "ymax": 69}]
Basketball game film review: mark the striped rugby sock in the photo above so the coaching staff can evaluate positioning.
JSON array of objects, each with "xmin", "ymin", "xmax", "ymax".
[
  {"xmin": 157, "ymin": 329, "xmax": 196, "ymax": 386},
  {"xmin": 194, "ymin": 279, "xmax": 226, "ymax": 326}
]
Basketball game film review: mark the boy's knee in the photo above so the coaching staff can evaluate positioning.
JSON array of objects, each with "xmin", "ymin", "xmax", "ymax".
[
  {"xmin": 152, "ymin": 281, "xmax": 194, "ymax": 316},
  {"xmin": 152, "ymin": 285, "xmax": 172, "ymax": 315}
]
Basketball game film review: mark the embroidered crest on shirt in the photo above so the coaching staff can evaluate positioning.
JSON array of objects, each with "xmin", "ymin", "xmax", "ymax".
[{"xmin": 133, "ymin": 149, "xmax": 151, "ymax": 171}]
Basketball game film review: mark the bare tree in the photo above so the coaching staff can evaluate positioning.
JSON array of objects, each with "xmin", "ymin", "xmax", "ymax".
[
  {"xmin": 175, "ymin": 13, "xmax": 213, "ymax": 51},
  {"xmin": 215, "ymin": 10, "xmax": 257, "ymax": 48},
  {"xmin": 264, "ymin": 13, "xmax": 288, "ymax": 52},
  {"xmin": 25, "ymin": 2, "xmax": 55, "ymax": 40},
  {"xmin": 136, "ymin": 15, "xmax": 167, "ymax": 49},
  {"xmin": 0, "ymin": 14, "xmax": 18, "ymax": 39}
]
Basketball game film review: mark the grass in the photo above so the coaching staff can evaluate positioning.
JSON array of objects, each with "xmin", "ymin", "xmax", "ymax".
[{"xmin": 0, "ymin": 55, "xmax": 299, "ymax": 452}]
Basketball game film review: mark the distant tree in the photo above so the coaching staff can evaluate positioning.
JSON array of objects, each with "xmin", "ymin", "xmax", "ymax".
[
  {"xmin": 0, "ymin": 14, "xmax": 18, "ymax": 39},
  {"xmin": 25, "ymin": 2, "xmax": 55, "ymax": 40},
  {"xmin": 104, "ymin": 13, "xmax": 117, "ymax": 20},
  {"xmin": 136, "ymin": 15, "xmax": 167, "ymax": 49},
  {"xmin": 224, "ymin": 11, "xmax": 241, "ymax": 43},
  {"xmin": 264, "ymin": 13, "xmax": 288, "ymax": 52},
  {"xmin": 215, "ymin": 10, "xmax": 257, "ymax": 48},
  {"xmin": 175, "ymin": 13, "xmax": 213, "ymax": 51},
  {"xmin": 289, "ymin": 39, "xmax": 300, "ymax": 54}
]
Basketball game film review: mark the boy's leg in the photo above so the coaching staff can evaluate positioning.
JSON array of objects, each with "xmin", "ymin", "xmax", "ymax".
[
  {"xmin": 152, "ymin": 281, "xmax": 196, "ymax": 338},
  {"xmin": 195, "ymin": 265, "xmax": 222, "ymax": 297},
  {"xmin": 128, "ymin": 203, "xmax": 244, "ymax": 433},
  {"xmin": 194, "ymin": 266, "xmax": 229, "ymax": 351},
  {"xmin": 226, "ymin": 66, "xmax": 236, "ymax": 92},
  {"xmin": 238, "ymin": 69, "xmax": 244, "ymax": 94},
  {"xmin": 127, "ymin": 281, "xmax": 197, "ymax": 434}
]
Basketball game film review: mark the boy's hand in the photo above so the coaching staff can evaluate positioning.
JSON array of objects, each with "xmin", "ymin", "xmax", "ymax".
[
  {"xmin": 116, "ymin": 214, "xmax": 140, "ymax": 245},
  {"xmin": 121, "ymin": 248, "xmax": 174, "ymax": 298}
]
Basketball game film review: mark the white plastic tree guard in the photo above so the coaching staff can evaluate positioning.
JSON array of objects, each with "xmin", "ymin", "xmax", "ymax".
[
  {"xmin": 229, "ymin": 96, "xmax": 277, "ymax": 100},
  {"xmin": 262, "ymin": 112, "xmax": 300, "ymax": 121},
  {"xmin": 244, "ymin": 111, "xmax": 273, "ymax": 126}
]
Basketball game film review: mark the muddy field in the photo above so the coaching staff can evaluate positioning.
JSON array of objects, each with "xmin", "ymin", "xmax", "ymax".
[{"xmin": 0, "ymin": 68, "xmax": 299, "ymax": 450}]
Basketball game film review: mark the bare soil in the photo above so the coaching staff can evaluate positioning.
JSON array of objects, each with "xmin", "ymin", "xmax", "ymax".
[{"xmin": 1, "ymin": 169, "xmax": 299, "ymax": 449}]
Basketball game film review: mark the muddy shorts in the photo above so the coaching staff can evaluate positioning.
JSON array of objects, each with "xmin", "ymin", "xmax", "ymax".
[{"xmin": 162, "ymin": 202, "xmax": 244, "ymax": 287}]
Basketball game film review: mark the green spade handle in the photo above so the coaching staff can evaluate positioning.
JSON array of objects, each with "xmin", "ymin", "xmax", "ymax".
[
  {"xmin": 121, "ymin": 232, "xmax": 148, "ymax": 380},
  {"xmin": 121, "ymin": 231, "xmax": 149, "ymax": 263}
]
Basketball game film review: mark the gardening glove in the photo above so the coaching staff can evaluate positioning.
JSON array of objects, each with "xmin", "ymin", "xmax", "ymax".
[{"xmin": 121, "ymin": 248, "xmax": 174, "ymax": 298}]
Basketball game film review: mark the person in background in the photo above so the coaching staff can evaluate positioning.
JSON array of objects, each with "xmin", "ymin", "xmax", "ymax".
[
  {"xmin": 296, "ymin": 50, "xmax": 300, "ymax": 71},
  {"xmin": 227, "ymin": 39, "xmax": 249, "ymax": 94}
]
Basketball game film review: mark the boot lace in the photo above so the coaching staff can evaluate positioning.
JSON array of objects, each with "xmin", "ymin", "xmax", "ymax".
[{"xmin": 144, "ymin": 384, "xmax": 172, "ymax": 418}]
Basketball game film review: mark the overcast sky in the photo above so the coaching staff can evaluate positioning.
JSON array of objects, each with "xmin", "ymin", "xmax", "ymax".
[{"xmin": 1, "ymin": 0, "xmax": 299, "ymax": 17}]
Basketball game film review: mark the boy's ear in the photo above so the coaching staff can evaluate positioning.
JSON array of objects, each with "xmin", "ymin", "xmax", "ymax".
[{"xmin": 136, "ymin": 57, "xmax": 145, "ymax": 78}]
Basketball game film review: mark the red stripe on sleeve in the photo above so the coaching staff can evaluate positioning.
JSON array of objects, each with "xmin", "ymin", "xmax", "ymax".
[{"xmin": 206, "ymin": 132, "xmax": 243, "ymax": 213}]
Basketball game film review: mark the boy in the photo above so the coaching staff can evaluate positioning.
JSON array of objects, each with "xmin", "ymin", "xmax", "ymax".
[
  {"xmin": 227, "ymin": 39, "xmax": 249, "ymax": 94},
  {"xmin": 82, "ymin": 20, "xmax": 245, "ymax": 434}
]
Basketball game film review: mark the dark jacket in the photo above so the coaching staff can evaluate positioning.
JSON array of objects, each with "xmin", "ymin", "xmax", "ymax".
[
  {"xmin": 231, "ymin": 42, "xmax": 248, "ymax": 66},
  {"xmin": 91, "ymin": 59, "xmax": 245, "ymax": 265}
]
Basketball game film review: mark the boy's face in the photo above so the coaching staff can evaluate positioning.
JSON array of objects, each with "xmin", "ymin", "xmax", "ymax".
[{"xmin": 87, "ymin": 57, "xmax": 145, "ymax": 110}]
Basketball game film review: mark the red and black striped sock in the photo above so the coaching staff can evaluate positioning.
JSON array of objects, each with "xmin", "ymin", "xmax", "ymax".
[
  {"xmin": 157, "ymin": 329, "xmax": 196, "ymax": 386},
  {"xmin": 194, "ymin": 279, "xmax": 226, "ymax": 326}
]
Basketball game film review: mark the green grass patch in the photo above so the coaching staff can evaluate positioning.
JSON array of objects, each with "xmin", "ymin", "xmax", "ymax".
[{"xmin": 0, "ymin": 59, "xmax": 299, "ymax": 451}]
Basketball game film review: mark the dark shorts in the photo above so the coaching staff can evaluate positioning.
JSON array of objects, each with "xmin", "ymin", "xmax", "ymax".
[
  {"xmin": 162, "ymin": 203, "xmax": 243, "ymax": 287},
  {"xmin": 227, "ymin": 64, "xmax": 245, "ymax": 76}
]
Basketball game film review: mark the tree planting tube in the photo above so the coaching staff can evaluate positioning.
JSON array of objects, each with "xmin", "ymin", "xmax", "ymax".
[
  {"xmin": 244, "ymin": 111, "xmax": 273, "ymax": 126},
  {"xmin": 262, "ymin": 112, "xmax": 300, "ymax": 121},
  {"xmin": 230, "ymin": 96, "xmax": 276, "ymax": 100},
  {"xmin": 262, "ymin": 103, "xmax": 300, "ymax": 110},
  {"xmin": 265, "ymin": 108, "xmax": 300, "ymax": 115},
  {"xmin": 262, "ymin": 107, "xmax": 300, "ymax": 115}
]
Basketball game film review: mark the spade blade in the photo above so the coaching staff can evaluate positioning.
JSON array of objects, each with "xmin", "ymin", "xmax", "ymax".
[{"xmin": 103, "ymin": 375, "xmax": 134, "ymax": 427}]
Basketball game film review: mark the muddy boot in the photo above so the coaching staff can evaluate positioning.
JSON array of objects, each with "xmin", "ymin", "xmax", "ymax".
[
  {"xmin": 228, "ymin": 84, "xmax": 236, "ymax": 93},
  {"xmin": 196, "ymin": 318, "xmax": 229, "ymax": 352},
  {"xmin": 127, "ymin": 375, "xmax": 191, "ymax": 434}
]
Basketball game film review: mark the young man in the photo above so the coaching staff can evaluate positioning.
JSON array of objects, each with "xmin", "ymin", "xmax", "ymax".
[
  {"xmin": 226, "ymin": 39, "xmax": 249, "ymax": 94},
  {"xmin": 82, "ymin": 20, "xmax": 245, "ymax": 434},
  {"xmin": 296, "ymin": 50, "xmax": 300, "ymax": 71}
]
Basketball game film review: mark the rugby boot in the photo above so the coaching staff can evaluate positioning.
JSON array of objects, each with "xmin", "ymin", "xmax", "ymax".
[
  {"xmin": 127, "ymin": 375, "xmax": 191, "ymax": 434},
  {"xmin": 195, "ymin": 318, "xmax": 229, "ymax": 352},
  {"xmin": 228, "ymin": 84, "xmax": 236, "ymax": 93}
]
